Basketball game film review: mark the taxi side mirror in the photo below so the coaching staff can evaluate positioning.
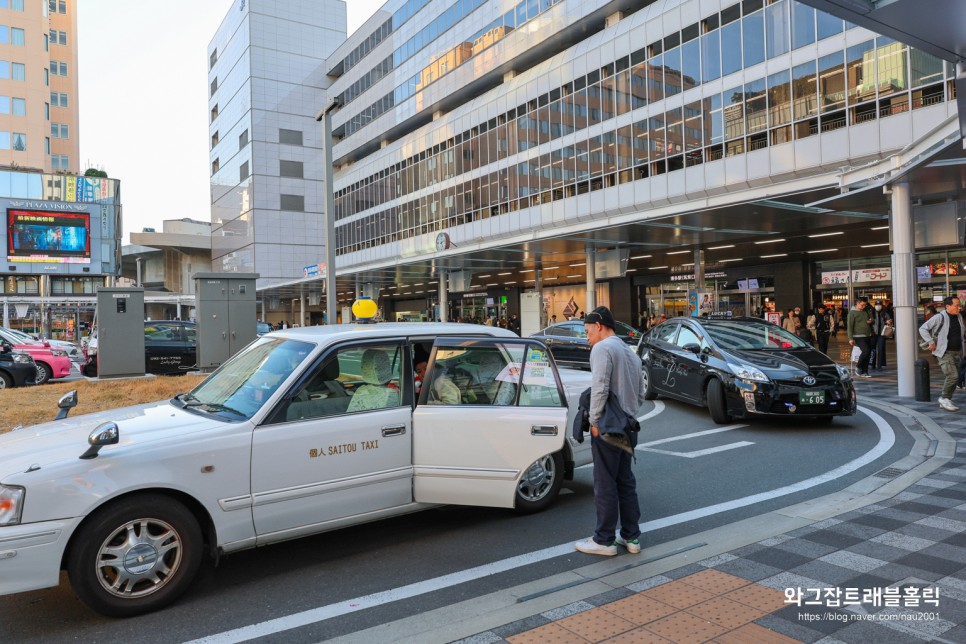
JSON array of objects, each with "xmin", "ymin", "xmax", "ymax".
[
  {"xmin": 682, "ymin": 343, "xmax": 701, "ymax": 355},
  {"xmin": 55, "ymin": 390, "xmax": 78, "ymax": 420}
]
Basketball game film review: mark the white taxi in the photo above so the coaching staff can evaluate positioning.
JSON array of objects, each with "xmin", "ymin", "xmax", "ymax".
[{"xmin": 0, "ymin": 323, "xmax": 591, "ymax": 617}]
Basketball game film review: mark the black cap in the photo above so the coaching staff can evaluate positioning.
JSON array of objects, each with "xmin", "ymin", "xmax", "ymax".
[{"xmin": 585, "ymin": 306, "xmax": 616, "ymax": 329}]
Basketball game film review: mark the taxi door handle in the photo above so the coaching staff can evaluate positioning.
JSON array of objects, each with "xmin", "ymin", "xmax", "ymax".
[
  {"xmin": 531, "ymin": 425, "xmax": 558, "ymax": 436},
  {"xmin": 382, "ymin": 425, "xmax": 406, "ymax": 437}
]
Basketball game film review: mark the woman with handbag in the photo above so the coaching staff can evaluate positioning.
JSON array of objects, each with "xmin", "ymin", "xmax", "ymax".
[{"xmin": 870, "ymin": 300, "xmax": 893, "ymax": 370}]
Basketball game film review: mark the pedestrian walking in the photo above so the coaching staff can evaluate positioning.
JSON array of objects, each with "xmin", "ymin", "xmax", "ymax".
[
  {"xmin": 782, "ymin": 309, "xmax": 799, "ymax": 334},
  {"xmin": 919, "ymin": 296, "xmax": 965, "ymax": 412},
  {"xmin": 847, "ymin": 298, "xmax": 873, "ymax": 378},
  {"xmin": 573, "ymin": 306, "xmax": 646, "ymax": 557},
  {"xmin": 869, "ymin": 300, "xmax": 893, "ymax": 370},
  {"xmin": 814, "ymin": 305, "xmax": 832, "ymax": 355}
]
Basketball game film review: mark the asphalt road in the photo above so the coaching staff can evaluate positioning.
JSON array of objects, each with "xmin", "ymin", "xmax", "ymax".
[{"xmin": 1, "ymin": 396, "xmax": 911, "ymax": 643}]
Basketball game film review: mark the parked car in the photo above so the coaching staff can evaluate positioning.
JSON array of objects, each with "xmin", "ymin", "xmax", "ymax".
[
  {"xmin": 256, "ymin": 321, "xmax": 273, "ymax": 336},
  {"xmin": 0, "ymin": 342, "xmax": 37, "ymax": 388},
  {"xmin": 530, "ymin": 319, "xmax": 641, "ymax": 369},
  {"xmin": 0, "ymin": 327, "xmax": 72, "ymax": 384},
  {"xmin": 2, "ymin": 327, "xmax": 83, "ymax": 367},
  {"xmin": 83, "ymin": 321, "xmax": 197, "ymax": 376},
  {"xmin": 637, "ymin": 316, "xmax": 857, "ymax": 423},
  {"xmin": 0, "ymin": 323, "xmax": 592, "ymax": 616}
]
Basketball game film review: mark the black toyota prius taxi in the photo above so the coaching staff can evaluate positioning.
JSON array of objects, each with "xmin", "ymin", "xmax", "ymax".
[{"xmin": 637, "ymin": 315, "xmax": 857, "ymax": 423}]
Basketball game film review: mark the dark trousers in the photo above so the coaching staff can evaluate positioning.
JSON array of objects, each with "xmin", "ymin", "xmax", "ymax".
[
  {"xmin": 872, "ymin": 334, "xmax": 887, "ymax": 368},
  {"xmin": 855, "ymin": 336, "xmax": 872, "ymax": 374},
  {"xmin": 817, "ymin": 331, "xmax": 830, "ymax": 356},
  {"xmin": 591, "ymin": 436, "xmax": 641, "ymax": 545}
]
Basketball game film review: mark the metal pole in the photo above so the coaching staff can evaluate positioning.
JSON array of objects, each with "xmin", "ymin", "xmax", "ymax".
[
  {"xmin": 585, "ymin": 246, "xmax": 596, "ymax": 314},
  {"xmin": 891, "ymin": 182, "xmax": 917, "ymax": 398},
  {"xmin": 535, "ymin": 268, "xmax": 544, "ymax": 328},
  {"xmin": 136, "ymin": 257, "xmax": 142, "ymax": 288},
  {"xmin": 322, "ymin": 100, "xmax": 339, "ymax": 327},
  {"xmin": 439, "ymin": 271, "xmax": 448, "ymax": 322},
  {"xmin": 300, "ymin": 284, "xmax": 306, "ymax": 327}
]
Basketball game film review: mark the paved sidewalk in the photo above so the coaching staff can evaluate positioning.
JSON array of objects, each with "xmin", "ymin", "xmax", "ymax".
[{"xmin": 451, "ymin": 343, "xmax": 966, "ymax": 643}]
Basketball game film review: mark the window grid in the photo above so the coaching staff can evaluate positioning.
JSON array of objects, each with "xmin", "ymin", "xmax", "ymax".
[{"xmin": 332, "ymin": 8, "xmax": 953, "ymax": 255}]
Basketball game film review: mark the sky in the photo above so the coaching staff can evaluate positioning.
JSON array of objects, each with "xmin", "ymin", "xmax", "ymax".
[{"xmin": 77, "ymin": 0, "xmax": 384, "ymax": 242}]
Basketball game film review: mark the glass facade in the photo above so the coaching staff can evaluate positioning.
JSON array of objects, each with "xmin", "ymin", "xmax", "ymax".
[{"xmin": 333, "ymin": 0, "xmax": 956, "ymax": 256}]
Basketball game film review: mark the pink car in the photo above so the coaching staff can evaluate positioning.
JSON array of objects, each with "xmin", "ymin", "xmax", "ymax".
[{"xmin": 0, "ymin": 328, "xmax": 71, "ymax": 384}]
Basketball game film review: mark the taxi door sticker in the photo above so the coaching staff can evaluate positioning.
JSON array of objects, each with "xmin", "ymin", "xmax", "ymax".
[
  {"xmin": 524, "ymin": 347, "xmax": 555, "ymax": 385},
  {"xmin": 496, "ymin": 362, "xmax": 522, "ymax": 383}
]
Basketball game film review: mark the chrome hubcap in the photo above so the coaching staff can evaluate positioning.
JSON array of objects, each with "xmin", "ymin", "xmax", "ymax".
[
  {"xmin": 95, "ymin": 518, "xmax": 182, "ymax": 598},
  {"xmin": 518, "ymin": 455, "xmax": 555, "ymax": 502}
]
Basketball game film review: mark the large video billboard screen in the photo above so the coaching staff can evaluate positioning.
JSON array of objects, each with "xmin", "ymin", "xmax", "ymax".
[{"xmin": 6, "ymin": 209, "xmax": 91, "ymax": 263}]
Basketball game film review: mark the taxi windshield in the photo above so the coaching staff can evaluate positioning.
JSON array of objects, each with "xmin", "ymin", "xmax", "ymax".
[
  {"xmin": 185, "ymin": 338, "xmax": 314, "ymax": 419},
  {"xmin": 703, "ymin": 321, "xmax": 811, "ymax": 351}
]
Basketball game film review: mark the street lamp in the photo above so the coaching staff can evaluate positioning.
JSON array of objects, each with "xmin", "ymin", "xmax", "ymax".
[{"xmin": 317, "ymin": 96, "xmax": 341, "ymax": 324}]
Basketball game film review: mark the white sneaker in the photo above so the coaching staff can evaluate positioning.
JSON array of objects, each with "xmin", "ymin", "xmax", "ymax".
[
  {"xmin": 614, "ymin": 535, "xmax": 641, "ymax": 554},
  {"xmin": 939, "ymin": 398, "xmax": 960, "ymax": 412},
  {"xmin": 575, "ymin": 538, "xmax": 617, "ymax": 556}
]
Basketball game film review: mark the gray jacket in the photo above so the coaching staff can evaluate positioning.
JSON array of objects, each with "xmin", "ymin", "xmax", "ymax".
[
  {"xmin": 588, "ymin": 335, "xmax": 645, "ymax": 427},
  {"xmin": 918, "ymin": 310, "xmax": 965, "ymax": 358}
]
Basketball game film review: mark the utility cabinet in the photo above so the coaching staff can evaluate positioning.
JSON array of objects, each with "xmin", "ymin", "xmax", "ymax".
[
  {"xmin": 193, "ymin": 273, "xmax": 259, "ymax": 370},
  {"xmin": 95, "ymin": 287, "xmax": 145, "ymax": 378}
]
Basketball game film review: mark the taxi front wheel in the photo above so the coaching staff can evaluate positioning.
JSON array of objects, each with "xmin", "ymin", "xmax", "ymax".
[
  {"xmin": 706, "ymin": 378, "xmax": 733, "ymax": 424},
  {"xmin": 67, "ymin": 494, "xmax": 203, "ymax": 617},
  {"xmin": 515, "ymin": 451, "xmax": 564, "ymax": 514}
]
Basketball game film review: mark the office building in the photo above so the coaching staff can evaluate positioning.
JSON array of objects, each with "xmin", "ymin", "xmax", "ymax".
[
  {"xmin": 0, "ymin": 0, "xmax": 79, "ymax": 174},
  {"xmin": 207, "ymin": 0, "xmax": 346, "ymax": 288},
  {"xmin": 305, "ymin": 0, "xmax": 959, "ymax": 327}
]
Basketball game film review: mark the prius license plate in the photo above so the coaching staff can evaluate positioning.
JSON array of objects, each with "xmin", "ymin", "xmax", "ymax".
[{"xmin": 799, "ymin": 390, "xmax": 826, "ymax": 405}]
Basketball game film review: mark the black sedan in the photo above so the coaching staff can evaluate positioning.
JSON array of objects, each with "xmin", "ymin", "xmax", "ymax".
[
  {"xmin": 638, "ymin": 316, "xmax": 856, "ymax": 423},
  {"xmin": 530, "ymin": 319, "xmax": 641, "ymax": 370},
  {"xmin": 0, "ymin": 342, "xmax": 37, "ymax": 388}
]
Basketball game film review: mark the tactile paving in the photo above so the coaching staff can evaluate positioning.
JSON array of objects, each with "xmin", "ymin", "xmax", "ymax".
[
  {"xmin": 601, "ymin": 594, "xmax": 678, "ymax": 625},
  {"xmin": 556, "ymin": 607, "xmax": 637, "ymax": 642}
]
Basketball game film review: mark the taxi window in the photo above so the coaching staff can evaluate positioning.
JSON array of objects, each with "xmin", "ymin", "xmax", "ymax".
[
  {"xmin": 547, "ymin": 324, "xmax": 573, "ymax": 338},
  {"xmin": 419, "ymin": 342, "xmax": 562, "ymax": 407},
  {"xmin": 145, "ymin": 323, "xmax": 181, "ymax": 342},
  {"xmin": 184, "ymin": 325, "xmax": 197, "ymax": 344},
  {"xmin": 650, "ymin": 323, "xmax": 678, "ymax": 344},
  {"xmin": 274, "ymin": 343, "xmax": 403, "ymax": 422},
  {"xmin": 675, "ymin": 325, "xmax": 703, "ymax": 349}
]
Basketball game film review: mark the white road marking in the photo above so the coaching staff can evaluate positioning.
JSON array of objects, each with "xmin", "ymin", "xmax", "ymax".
[
  {"xmin": 637, "ymin": 401, "xmax": 665, "ymax": 423},
  {"xmin": 187, "ymin": 407, "xmax": 893, "ymax": 644},
  {"xmin": 638, "ymin": 441, "xmax": 756, "ymax": 458},
  {"xmin": 638, "ymin": 424, "xmax": 747, "ymax": 448}
]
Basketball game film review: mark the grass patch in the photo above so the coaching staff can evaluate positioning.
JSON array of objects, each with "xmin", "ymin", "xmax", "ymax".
[{"xmin": 0, "ymin": 375, "xmax": 207, "ymax": 435}]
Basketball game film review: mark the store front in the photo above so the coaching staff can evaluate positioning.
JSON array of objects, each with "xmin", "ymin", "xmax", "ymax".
[
  {"xmin": 636, "ymin": 268, "xmax": 776, "ymax": 321},
  {"xmin": 816, "ymin": 251, "xmax": 966, "ymax": 320}
]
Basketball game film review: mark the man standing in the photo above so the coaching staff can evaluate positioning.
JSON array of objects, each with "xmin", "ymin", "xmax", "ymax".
[
  {"xmin": 869, "ymin": 300, "xmax": 893, "ymax": 370},
  {"xmin": 847, "ymin": 298, "xmax": 873, "ymax": 378},
  {"xmin": 814, "ymin": 305, "xmax": 832, "ymax": 355},
  {"xmin": 919, "ymin": 296, "xmax": 965, "ymax": 412},
  {"xmin": 575, "ymin": 306, "xmax": 646, "ymax": 556}
]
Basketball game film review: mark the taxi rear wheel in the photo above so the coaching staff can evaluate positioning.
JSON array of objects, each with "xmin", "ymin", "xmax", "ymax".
[
  {"xmin": 0, "ymin": 371, "xmax": 11, "ymax": 388},
  {"xmin": 67, "ymin": 494, "xmax": 203, "ymax": 617},
  {"xmin": 642, "ymin": 365, "xmax": 657, "ymax": 401},
  {"xmin": 706, "ymin": 378, "xmax": 732, "ymax": 424},
  {"xmin": 515, "ymin": 451, "xmax": 564, "ymax": 514}
]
